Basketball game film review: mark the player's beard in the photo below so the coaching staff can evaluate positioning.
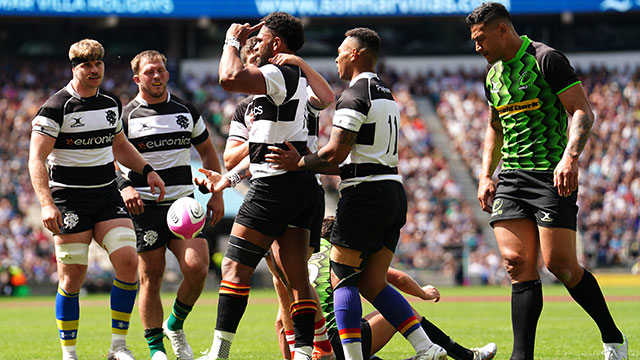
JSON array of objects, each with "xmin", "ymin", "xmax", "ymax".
[{"xmin": 255, "ymin": 45, "xmax": 274, "ymax": 67}]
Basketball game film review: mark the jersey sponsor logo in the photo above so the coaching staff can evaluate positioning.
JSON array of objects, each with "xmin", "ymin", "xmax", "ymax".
[
  {"xmin": 496, "ymin": 98, "xmax": 541, "ymax": 116},
  {"xmin": 375, "ymin": 84, "xmax": 391, "ymax": 94},
  {"xmin": 105, "ymin": 110, "xmax": 117, "ymax": 126},
  {"xmin": 176, "ymin": 114, "xmax": 189, "ymax": 129},
  {"xmin": 143, "ymin": 230, "xmax": 159, "ymax": 247},
  {"xmin": 62, "ymin": 211, "xmax": 79, "ymax": 229},
  {"xmin": 491, "ymin": 198, "xmax": 504, "ymax": 217},
  {"xmin": 70, "ymin": 117, "xmax": 85, "ymax": 128},
  {"xmin": 518, "ymin": 71, "xmax": 535, "ymax": 90},
  {"xmin": 136, "ymin": 135, "xmax": 191, "ymax": 151},
  {"xmin": 65, "ymin": 133, "xmax": 115, "ymax": 146}
]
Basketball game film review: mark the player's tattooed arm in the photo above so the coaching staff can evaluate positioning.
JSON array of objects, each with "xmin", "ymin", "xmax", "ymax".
[
  {"xmin": 300, "ymin": 128, "xmax": 356, "ymax": 171},
  {"xmin": 565, "ymin": 111, "xmax": 592, "ymax": 158}
]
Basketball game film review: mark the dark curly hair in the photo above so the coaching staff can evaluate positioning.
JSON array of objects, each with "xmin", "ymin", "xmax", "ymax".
[
  {"xmin": 320, "ymin": 216, "xmax": 335, "ymax": 240},
  {"xmin": 345, "ymin": 27, "xmax": 380, "ymax": 58},
  {"xmin": 262, "ymin": 11, "xmax": 305, "ymax": 53},
  {"xmin": 465, "ymin": 2, "xmax": 512, "ymax": 27}
]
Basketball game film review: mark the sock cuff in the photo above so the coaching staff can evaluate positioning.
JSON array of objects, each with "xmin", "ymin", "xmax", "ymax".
[
  {"xmin": 290, "ymin": 299, "xmax": 317, "ymax": 317},
  {"xmin": 144, "ymin": 328, "xmax": 164, "ymax": 338},
  {"xmin": 219, "ymin": 280, "xmax": 250, "ymax": 297},
  {"xmin": 512, "ymin": 279, "xmax": 542, "ymax": 294},
  {"xmin": 113, "ymin": 278, "xmax": 138, "ymax": 291},
  {"xmin": 174, "ymin": 298, "xmax": 194, "ymax": 311}
]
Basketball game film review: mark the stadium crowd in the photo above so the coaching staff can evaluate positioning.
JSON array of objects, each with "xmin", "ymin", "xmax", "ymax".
[
  {"xmin": 0, "ymin": 57, "xmax": 637, "ymax": 290},
  {"xmin": 434, "ymin": 66, "xmax": 640, "ymax": 270}
]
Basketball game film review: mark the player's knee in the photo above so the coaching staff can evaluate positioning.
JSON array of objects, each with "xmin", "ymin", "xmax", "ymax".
[
  {"xmin": 224, "ymin": 235, "xmax": 267, "ymax": 269},
  {"xmin": 55, "ymin": 243, "xmax": 89, "ymax": 265},
  {"xmin": 546, "ymin": 262, "xmax": 577, "ymax": 285},
  {"xmin": 102, "ymin": 226, "xmax": 137, "ymax": 255},
  {"xmin": 331, "ymin": 260, "xmax": 361, "ymax": 289},
  {"xmin": 501, "ymin": 250, "xmax": 528, "ymax": 273}
]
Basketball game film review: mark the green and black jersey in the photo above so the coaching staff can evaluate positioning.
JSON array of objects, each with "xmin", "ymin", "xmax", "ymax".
[
  {"xmin": 308, "ymin": 238, "xmax": 336, "ymax": 333},
  {"xmin": 484, "ymin": 35, "xmax": 581, "ymax": 170}
]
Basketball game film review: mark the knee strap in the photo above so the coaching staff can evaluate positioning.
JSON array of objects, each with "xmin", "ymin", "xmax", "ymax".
[
  {"xmin": 330, "ymin": 260, "xmax": 362, "ymax": 289},
  {"xmin": 55, "ymin": 243, "xmax": 89, "ymax": 265},
  {"xmin": 225, "ymin": 235, "xmax": 267, "ymax": 269},
  {"xmin": 102, "ymin": 227, "xmax": 136, "ymax": 254}
]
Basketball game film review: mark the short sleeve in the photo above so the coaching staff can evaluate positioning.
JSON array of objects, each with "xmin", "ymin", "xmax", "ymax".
[
  {"xmin": 539, "ymin": 49, "xmax": 581, "ymax": 95},
  {"xmin": 32, "ymin": 101, "xmax": 62, "ymax": 138},
  {"xmin": 332, "ymin": 83, "xmax": 369, "ymax": 133}
]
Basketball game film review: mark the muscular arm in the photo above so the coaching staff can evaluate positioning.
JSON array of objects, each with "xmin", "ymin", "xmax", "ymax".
[
  {"xmin": 299, "ymin": 127, "xmax": 355, "ymax": 172},
  {"xmin": 112, "ymin": 132, "xmax": 165, "ymax": 201},
  {"xmin": 386, "ymin": 267, "xmax": 440, "ymax": 302},
  {"xmin": 223, "ymin": 139, "xmax": 249, "ymax": 171},
  {"xmin": 28, "ymin": 132, "xmax": 62, "ymax": 233},
  {"xmin": 477, "ymin": 107, "xmax": 503, "ymax": 213},
  {"xmin": 269, "ymin": 54, "xmax": 335, "ymax": 109},
  {"xmin": 554, "ymin": 83, "xmax": 594, "ymax": 196},
  {"xmin": 219, "ymin": 23, "xmax": 267, "ymax": 94}
]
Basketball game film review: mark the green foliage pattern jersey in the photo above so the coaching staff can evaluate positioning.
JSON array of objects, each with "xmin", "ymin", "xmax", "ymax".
[
  {"xmin": 484, "ymin": 36, "xmax": 582, "ymax": 170},
  {"xmin": 308, "ymin": 238, "xmax": 336, "ymax": 333}
]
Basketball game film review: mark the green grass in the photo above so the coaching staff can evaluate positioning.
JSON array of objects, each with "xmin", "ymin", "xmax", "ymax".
[{"xmin": 0, "ymin": 284, "xmax": 637, "ymax": 359}]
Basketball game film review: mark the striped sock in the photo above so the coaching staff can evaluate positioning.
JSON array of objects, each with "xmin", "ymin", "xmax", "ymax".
[
  {"xmin": 314, "ymin": 318, "xmax": 332, "ymax": 352},
  {"xmin": 110, "ymin": 278, "xmax": 138, "ymax": 343},
  {"xmin": 56, "ymin": 287, "xmax": 80, "ymax": 351},
  {"xmin": 333, "ymin": 286, "xmax": 363, "ymax": 360},
  {"xmin": 372, "ymin": 285, "xmax": 432, "ymax": 352},
  {"xmin": 285, "ymin": 329, "xmax": 296, "ymax": 357},
  {"xmin": 216, "ymin": 280, "xmax": 250, "ymax": 333},
  {"xmin": 166, "ymin": 298, "xmax": 193, "ymax": 331},
  {"xmin": 144, "ymin": 327, "xmax": 166, "ymax": 357},
  {"xmin": 290, "ymin": 299, "xmax": 317, "ymax": 350}
]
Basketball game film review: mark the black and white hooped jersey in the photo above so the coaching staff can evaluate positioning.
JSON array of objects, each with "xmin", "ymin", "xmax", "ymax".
[
  {"xmin": 333, "ymin": 72, "xmax": 403, "ymax": 189},
  {"xmin": 121, "ymin": 93, "xmax": 209, "ymax": 204},
  {"xmin": 31, "ymin": 82, "xmax": 122, "ymax": 189},
  {"xmin": 248, "ymin": 64, "xmax": 310, "ymax": 179}
]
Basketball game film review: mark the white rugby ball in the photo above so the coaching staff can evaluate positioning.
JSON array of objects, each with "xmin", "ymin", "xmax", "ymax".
[{"xmin": 166, "ymin": 197, "xmax": 206, "ymax": 239}]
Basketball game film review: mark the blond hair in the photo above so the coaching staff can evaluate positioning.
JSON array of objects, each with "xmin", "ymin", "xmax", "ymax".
[
  {"xmin": 130, "ymin": 50, "xmax": 167, "ymax": 75},
  {"xmin": 68, "ymin": 39, "xmax": 104, "ymax": 66}
]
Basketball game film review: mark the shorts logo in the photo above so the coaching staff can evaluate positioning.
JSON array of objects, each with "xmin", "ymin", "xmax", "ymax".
[
  {"xmin": 63, "ymin": 212, "xmax": 79, "ymax": 229},
  {"xmin": 539, "ymin": 211, "xmax": 554, "ymax": 222},
  {"xmin": 143, "ymin": 230, "xmax": 158, "ymax": 247},
  {"xmin": 491, "ymin": 199, "xmax": 504, "ymax": 217},
  {"xmin": 116, "ymin": 207, "xmax": 128, "ymax": 215}
]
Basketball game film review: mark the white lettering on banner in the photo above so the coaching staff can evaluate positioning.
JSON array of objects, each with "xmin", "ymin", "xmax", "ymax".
[
  {"xmin": 254, "ymin": 0, "xmax": 510, "ymax": 16},
  {"xmin": 0, "ymin": 0, "xmax": 35, "ymax": 11},
  {"xmin": 30, "ymin": 0, "xmax": 173, "ymax": 13}
]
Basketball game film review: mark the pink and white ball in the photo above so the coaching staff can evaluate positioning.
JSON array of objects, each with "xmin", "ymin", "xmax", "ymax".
[{"xmin": 167, "ymin": 197, "xmax": 206, "ymax": 239}]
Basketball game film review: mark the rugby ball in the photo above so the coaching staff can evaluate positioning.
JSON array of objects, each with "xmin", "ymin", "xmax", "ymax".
[{"xmin": 166, "ymin": 197, "xmax": 206, "ymax": 239}]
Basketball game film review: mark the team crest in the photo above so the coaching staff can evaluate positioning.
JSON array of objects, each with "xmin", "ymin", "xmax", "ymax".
[
  {"xmin": 143, "ymin": 230, "xmax": 159, "ymax": 247},
  {"xmin": 176, "ymin": 115, "xmax": 189, "ymax": 129},
  {"xmin": 518, "ymin": 71, "xmax": 535, "ymax": 90},
  {"xmin": 63, "ymin": 212, "xmax": 80, "ymax": 229},
  {"xmin": 106, "ymin": 110, "xmax": 117, "ymax": 126}
]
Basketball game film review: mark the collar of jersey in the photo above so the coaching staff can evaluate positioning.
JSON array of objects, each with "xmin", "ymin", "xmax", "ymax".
[
  {"xmin": 503, "ymin": 35, "xmax": 532, "ymax": 65},
  {"xmin": 65, "ymin": 81, "xmax": 100, "ymax": 100},
  {"xmin": 349, "ymin": 72, "xmax": 377, "ymax": 87},
  {"xmin": 135, "ymin": 91, "xmax": 171, "ymax": 106}
]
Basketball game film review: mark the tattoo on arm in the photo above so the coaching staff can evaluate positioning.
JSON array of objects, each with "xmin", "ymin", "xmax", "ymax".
[
  {"xmin": 300, "ymin": 129, "xmax": 357, "ymax": 171},
  {"xmin": 566, "ymin": 112, "xmax": 593, "ymax": 158}
]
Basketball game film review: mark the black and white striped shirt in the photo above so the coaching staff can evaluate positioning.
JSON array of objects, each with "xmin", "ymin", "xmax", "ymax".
[
  {"xmin": 333, "ymin": 72, "xmax": 403, "ymax": 189},
  {"xmin": 121, "ymin": 93, "xmax": 209, "ymax": 204},
  {"xmin": 248, "ymin": 64, "xmax": 310, "ymax": 179},
  {"xmin": 31, "ymin": 82, "xmax": 122, "ymax": 189}
]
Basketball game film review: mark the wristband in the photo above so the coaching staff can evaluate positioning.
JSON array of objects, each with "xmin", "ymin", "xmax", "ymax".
[
  {"xmin": 115, "ymin": 170, "xmax": 133, "ymax": 191},
  {"xmin": 142, "ymin": 164, "xmax": 155, "ymax": 178},
  {"xmin": 225, "ymin": 171, "xmax": 242, "ymax": 188},
  {"xmin": 224, "ymin": 37, "xmax": 241, "ymax": 51}
]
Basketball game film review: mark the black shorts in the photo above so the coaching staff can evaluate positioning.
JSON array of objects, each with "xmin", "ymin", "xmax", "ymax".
[
  {"xmin": 235, "ymin": 171, "xmax": 318, "ymax": 238},
  {"xmin": 52, "ymin": 183, "xmax": 130, "ymax": 234},
  {"xmin": 131, "ymin": 205, "xmax": 182, "ymax": 252},
  {"xmin": 331, "ymin": 180, "xmax": 407, "ymax": 256},
  {"xmin": 329, "ymin": 319, "xmax": 373, "ymax": 360},
  {"xmin": 490, "ymin": 169, "xmax": 578, "ymax": 230},
  {"xmin": 309, "ymin": 184, "xmax": 325, "ymax": 253}
]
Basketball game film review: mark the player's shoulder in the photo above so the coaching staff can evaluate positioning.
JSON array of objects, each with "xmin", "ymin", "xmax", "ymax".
[
  {"xmin": 41, "ymin": 87, "xmax": 73, "ymax": 109},
  {"xmin": 98, "ymin": 88, "xmax": 121, "ymax": 106},
  {"xmin": 527, "ymin": 40, "xmax": 570, "ymax": 64}
]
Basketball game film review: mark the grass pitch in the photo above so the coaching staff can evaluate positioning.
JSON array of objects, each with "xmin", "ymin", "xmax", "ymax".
[{"xmin": 1, "ymin": 284, "xmax": 637, "ymax": 359}]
